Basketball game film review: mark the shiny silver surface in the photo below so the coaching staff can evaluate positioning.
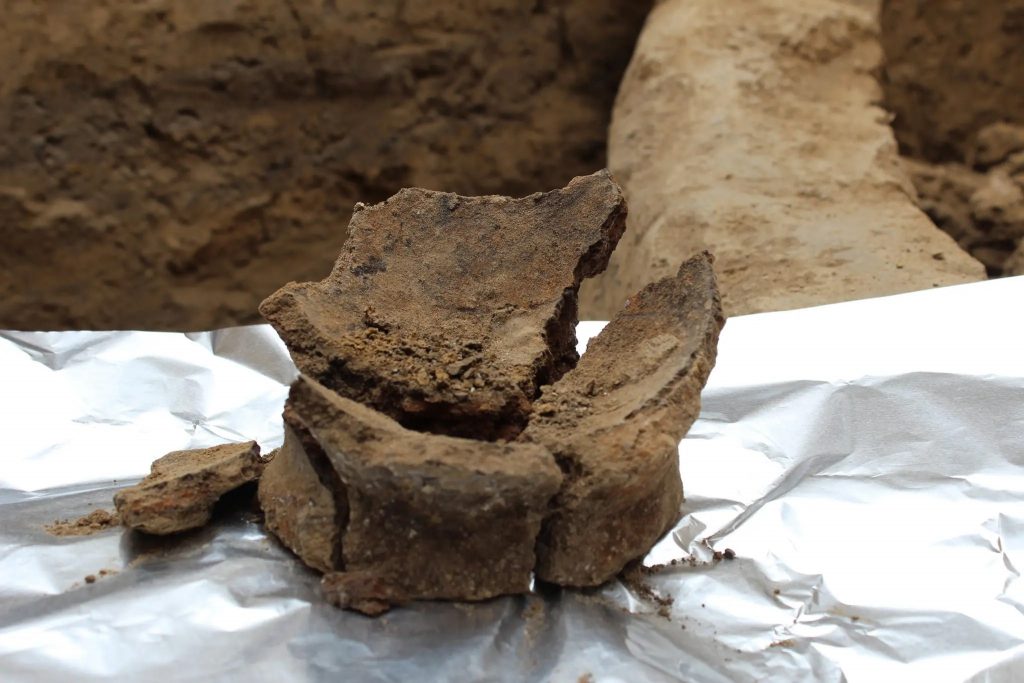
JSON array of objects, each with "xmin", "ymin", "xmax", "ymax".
[{"xmin": 2, "ymin": 277, "xmax": 1023, "ymax": 681}]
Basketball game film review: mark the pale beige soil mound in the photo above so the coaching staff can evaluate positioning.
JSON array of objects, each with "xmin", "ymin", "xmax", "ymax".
[{"xmin": 580, "ymin": 0, "xmax": 983, "ymax": 320}]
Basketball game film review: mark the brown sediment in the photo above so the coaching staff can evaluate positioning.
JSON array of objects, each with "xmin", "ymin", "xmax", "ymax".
[
  {"xmin": 46, "ymin": 509, "xmax": 120, "ymax": 537},
  {"xmin": 0, "ymin": 1, "xmax": 650, "ymax": 331},
  {"xmin": 770, "ymin": 639, "xmax": 797, "ymax": 649},
  {"xmin": 901, "ymin": 125, "xmax": 1024, "ymax": 276},
  {"xmin": 618, "ymin": 562, "xmax": 675, "ymax": 619}
]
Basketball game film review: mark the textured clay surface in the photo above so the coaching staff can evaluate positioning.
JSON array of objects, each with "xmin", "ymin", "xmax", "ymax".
[
  {"xmin": 881, "ymin": 0, "xmax": 1024, "ymax": 162},
  {"xmin": 114, "ymin": 441, "xmax": 266, "ymax": 535},
  {"xmin": 579, "ymin": 0, "xmax": 984, "ymax": 320},
  {"xmin": 0, "ymin": 0, "xmax": 649, "ymax": 331},
  {"xmin": 258, "ymin": 412, "xmax": 345, "ymax": 574},
  {"xmin": 261, "ymin": 170, "xmax": 626, "ymax": 441},
  {"xmin": 523, "ymin": 253, "xmax": 723, "ymax": 586}
]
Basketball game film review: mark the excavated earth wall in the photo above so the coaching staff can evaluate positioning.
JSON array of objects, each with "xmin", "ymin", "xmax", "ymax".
[
  {"xmin": 0, "ymin": 0, "xmax": 649, "ymax": 330},
  {"xmin": 3, "ymin": 1, "xmax": 1010, "ymax": 329},
  {"xmin": 881, "ymin": 0, "xmax": 1024, "ymax": 277}
]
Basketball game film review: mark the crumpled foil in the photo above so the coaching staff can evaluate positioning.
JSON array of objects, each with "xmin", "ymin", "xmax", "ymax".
[{"xmin": 2, "ymin": 277, "xmax": 1023, "ymax": 682}]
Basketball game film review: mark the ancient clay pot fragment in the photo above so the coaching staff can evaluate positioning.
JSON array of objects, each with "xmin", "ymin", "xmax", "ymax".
[
  {"xmin": 258, "ymin": 173, "xmax": 723, "ymax": 614},
  {"xmin": 114, "ymin": 441, "xmax": 268, "ymax": 535},
  {"xmin": 522, "ymin": 252, "xmax": 724, "ymax": 586},
  {"xmin": 290, "ymin": 376, "xmax": 562, "ymax": 612},
  {"xmin": 258, "ymin": 409, "xmax": 347, "ymax": 574},
  {"xmin": 260, "ymin": 170, "xmax": 626, "ymax": 441}
]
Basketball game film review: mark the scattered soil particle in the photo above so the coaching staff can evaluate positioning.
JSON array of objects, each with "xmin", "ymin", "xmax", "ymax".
[
  {"xmin": 522, "ymin": 596, "xmax": 546, "ymax": 646},
  {"xmin": 518, "ymin": 595, "xmax": 551, "ymax": 654},
  {"xmin": 723, "ymin": 548, "xmax": 736, "ymax": 560},
  {"xmin": 81, "ymin": 569, "xmax": 119, "ymax": 585},
  {"xmin": 618, "ymin": 562, "xmax": 674, "ymax": 619},
  {"xmin": 770, "ymin": 639, "xmax": 797, "ymax": 648},
  {"xmin": 668, "ymin": 557, "xmax": 703, "ymax": 568},
  {"xmin": 46, "ymin": 509, "xmax": 120, "ymax": 537}
]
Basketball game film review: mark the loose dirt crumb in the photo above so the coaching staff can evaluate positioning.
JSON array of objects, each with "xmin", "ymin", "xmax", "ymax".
[
  {"xmin": 770, "ymin": 639, "xmax": 797, "ymax": 648},
  {"xmin": 46, "ymin": 509, "xmax": 120, "ymax": 537},
  {"xmin": 83, "ymin": 568, "xmax": 118, "ymax": 585},
  {"xmin": 578, "ymin": 674, "xmax": 594, "ymax": 683},
  {"xmin": 523, "ymin": 597, "xmax": 544, "ymax": 627},
  {"xmin": 521, "ymin": 596, "xmax": 547, "ymax": 649},
  {"xmin": 619, "ymin": 563, "xmax": 674, "ymax": 619}
]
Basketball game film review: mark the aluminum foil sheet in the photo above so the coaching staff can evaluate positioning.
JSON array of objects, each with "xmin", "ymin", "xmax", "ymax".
[{"xmin": 2, "ymin": 277, "xmax": 1023, "ymax": 682}]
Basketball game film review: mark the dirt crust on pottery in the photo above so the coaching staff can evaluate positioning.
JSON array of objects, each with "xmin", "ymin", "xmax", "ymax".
[{"xmin": 292, "ymin": 376, "xmax": 562, "ymax": 613}]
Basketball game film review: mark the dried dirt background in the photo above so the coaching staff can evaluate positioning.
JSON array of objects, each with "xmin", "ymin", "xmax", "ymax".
[
  {"xmin": 881, "ymin": 0, "xmax": 1024, "ymax": 277},
  {"xmin": 579, "ymin": 0, "xmax": 984, "ymax": 320},
  {"xmin": 881, "ymin": 0, "xmax": 1024, "ymax": 163},
  {"xmin": 0, "ymin": 0, "xmax": 649, "ymax": 330},
  {"xmin": 2, "ymin": 0, "xmax": 1019, "ymax": 331}
]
